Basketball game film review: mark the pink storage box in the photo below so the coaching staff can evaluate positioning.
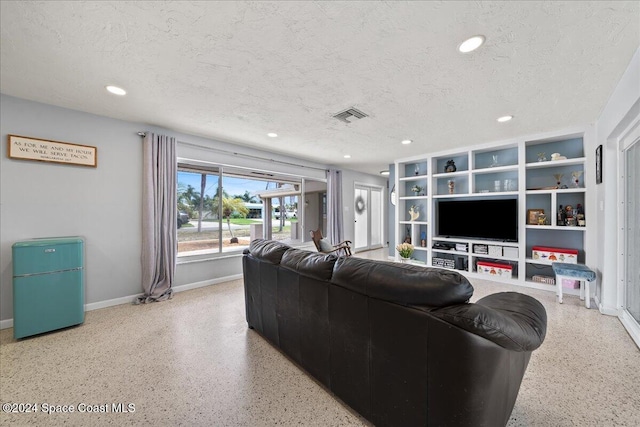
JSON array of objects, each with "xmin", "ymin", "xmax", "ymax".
[
  {"xmin": 477, "ymin": 261, "xmax": 513, "ymax": 278},
  {"xmin": 562, "ymin": 278, "xmax": 580, "ymax": 289},
  {"xmin": 531, "ymin": 246, "xmax": 578, "ymax": 264}
]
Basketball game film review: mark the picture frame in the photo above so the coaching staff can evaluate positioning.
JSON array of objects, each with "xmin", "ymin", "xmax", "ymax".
[
  {"xmin": 7, "ymin": 134, "xmax": 97, "ymax": 167},
  {"xmin": 596, "ymin": 144, "xmax": 603, "ymax": 184},
  {"xmin": 527, "ymin": 209, "xmax": 545, "ymax": 225}
]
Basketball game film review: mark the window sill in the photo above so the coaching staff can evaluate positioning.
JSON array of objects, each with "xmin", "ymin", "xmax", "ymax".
[{"xmin": 177, "ymin": 251, "xmax": 244, "ymax": 265}]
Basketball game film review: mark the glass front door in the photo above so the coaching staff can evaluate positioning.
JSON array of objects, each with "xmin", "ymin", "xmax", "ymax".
[
  {"xmin": 354, "ymin": 186, "xmax": 369, "ymax": 251},
  {"xmin": 354, "ymin": 184, "xmax": 384, "ymax": 251},
  {"xmin": 624, "ymin": 138, "xmax": 640, "ymax": 325}
]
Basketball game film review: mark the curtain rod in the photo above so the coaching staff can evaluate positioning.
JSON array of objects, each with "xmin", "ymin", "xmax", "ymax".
[
  {"xmin": 181, "ymin": 139, "xmax": 329, "ymax": 173},
  {"xmin": 138, "ymin": 131, "xmax": 328, "ymax": 172}
]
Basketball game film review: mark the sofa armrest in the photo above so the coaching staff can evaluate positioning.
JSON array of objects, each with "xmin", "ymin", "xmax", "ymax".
[{"xmin": 429, "ymin": 292, "xmax": 547, "ymax": 351}]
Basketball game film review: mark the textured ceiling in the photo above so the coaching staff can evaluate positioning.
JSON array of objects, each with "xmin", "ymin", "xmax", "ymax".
[{"xmin": 1, "ymin": 1, "xmax": 638, "ymax": 175}]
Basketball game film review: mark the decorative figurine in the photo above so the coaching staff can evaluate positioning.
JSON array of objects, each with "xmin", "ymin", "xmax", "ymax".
[
  {"xmin": 448, "ymin": 180, "xmax": 455, "ymax": 194},
  {"xmin": 537, "ymin": 213, "xmax": 547, "ymax": 225},
  {"xmin": 565, "ymin": 205, "xmax": 576, "ymax": 226},
  {"xmin": 420, "ymin": 231, "xmax": 427, "ymax": 247},
  {"xmin": 445, "ymin": 160, "xmax": 457, "ymax": 173},
  {"xmin": 551, "ymin": 152, "xmax": 567, "ymax": 161},
  {"xmin": 404, "ymin": 226, "xmax": 411, "ymax": 244},
  {"xmin": 409, "ymin": 205, "xmax": 420, "ymax": 221}
]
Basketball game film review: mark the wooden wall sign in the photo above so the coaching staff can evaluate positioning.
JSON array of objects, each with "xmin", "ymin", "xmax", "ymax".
[{"xmin": 7, "ymin": 135, "xmax": 97, "ymax": 167}]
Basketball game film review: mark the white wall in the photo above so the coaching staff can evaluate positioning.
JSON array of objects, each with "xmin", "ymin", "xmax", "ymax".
[
  {"xmin": 1, "ymin": 94, "xmax": 382, "ymax": 323},
  {"xmin": 0, "ymin": 95, "xmax": 143, "ymax": 321},
  {"xmin": 595, "ymin": 47, "xmax": 640, "ymax": 314}
]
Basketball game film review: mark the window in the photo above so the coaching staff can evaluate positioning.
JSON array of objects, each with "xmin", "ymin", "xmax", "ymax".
[{"xmin": 177, "ymin": 164, "xmax": 312, "ymax": 257}]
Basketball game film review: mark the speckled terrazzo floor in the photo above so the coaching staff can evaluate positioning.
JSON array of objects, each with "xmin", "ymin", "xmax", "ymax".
[{"xmin": 1, "ymin": 250, "xmax": 639, "ymax": 426}]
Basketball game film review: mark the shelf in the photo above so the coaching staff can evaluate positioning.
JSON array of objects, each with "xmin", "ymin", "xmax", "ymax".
[
  {"xmin": 432, "ymin": 170, "xmax": 469, "ymax": 178},
  {"xmin": 526, "ymin": 188, "xmax": 586, "ymax": 194},
  {"xmin": 526, "ymin": 257, "xmax": 555, "ymax": 266},
  {"xmin": 526, "ymin": 225, "xmax": 587, "ymax": 231},
  {"xmin": 432, "ymin": 237, "xmax": 519, "ymax": 247},
  {"xmin": 472, "ymin": 165, "xmax": 519, "ymax": 174},
  {"xmin": 523, "ymin": 280, "xmax": 557, "ymax": 291},
  {"xmin": 525, "ymin": 157, "xmax": 586, "ymax": 169},
  {"xmin": 399, "ymin": 195, "xmax": 428, "ymax": 200},
  {"xmin": 472, "ymin": 253, "xmax": 519, "ymax": 262},
  {"xmin": 472, "ymin": 191, "xmax": 519, "ymax": 197},
  {"xmin": 394, "ymin": 131, "xmax": 589, "ymax": 295},
  {"xmin": 399, "ymin": 174, "xmax": 428, "ymax": 181},
  {"xmin": 432, "ymin": 193, "xmax": 470, "ymax": 198},
  {"xmin": 414, "ymin": 246, "xmax": 429, "ymax": 252},
  {"xmin": 432, "ymin": 248, "xmax": 469, "ymax": 255}
]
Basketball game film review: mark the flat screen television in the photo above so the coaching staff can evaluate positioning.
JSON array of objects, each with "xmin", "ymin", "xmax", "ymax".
[{"xmin": 436, "ymin": 198, "xmax": 518, "ymax": 242}]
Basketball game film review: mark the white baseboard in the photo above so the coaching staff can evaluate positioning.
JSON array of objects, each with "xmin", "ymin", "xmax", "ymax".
[
  {"xmin": 85, "ymin": 293, "xmax": 143, "ymax": 311},
  {"xmin": 0, "ymin": 274, "xmax": 244, "ymax": 330},
  {"xmin": 619, "ymin": 310, "xmax": 640, "ymax": 349},
  {"xmin": 172, "ymin": 274, "xmax": 243, "ymax": 293},
  {"xmin": 595, "ymin": 295, "xmax": 620, "ymax": 316}
]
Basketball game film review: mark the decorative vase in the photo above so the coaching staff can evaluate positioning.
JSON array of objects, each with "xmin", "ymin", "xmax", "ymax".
[
  {"xmin": 572, "ymin": 171, "xmax": 583, "ymax": 188},
  {"xmin": 553, "ymin": 173, "xmax": 564, "ymax": 189},
  {"xmin": 400, "ymin": 256, "xmax": 411, "ymax": 263}
]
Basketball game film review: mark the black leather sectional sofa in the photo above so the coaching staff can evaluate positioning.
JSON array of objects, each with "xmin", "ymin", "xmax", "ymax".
[{"xmin": 242, "ymin": 239, "xmax": 547, "ymax": 427}]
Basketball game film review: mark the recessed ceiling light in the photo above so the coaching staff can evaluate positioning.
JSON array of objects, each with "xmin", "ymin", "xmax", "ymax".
[
  {"xmin": 497, "ymin": 115, "xmax": 513, "ymax": 122},
  {"xmin": 380, "ymin": 170, "xmax": 390, "ymax": 176},
  {"xmin": 401, "ymin": 139, "xmax": 412, "ymax": 145},
  {"xmin": 105, "ymin": 85, "xmax": 126, "ymax": 96},
  {"xmin": 458, "ymin": 35, "xmax": 485, "ymax": 53},
  {"xmin": 344, "ymin": 154, "xmax": 351, "ymax": 159},
  {"xmin": 267, "ymin": 132, "xmax": 278, "ymax": 138}
]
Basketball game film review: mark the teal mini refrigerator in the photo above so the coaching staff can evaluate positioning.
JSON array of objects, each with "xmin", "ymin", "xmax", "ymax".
[{"xmin": 12, "ymin": 237, "xmax": 85, "ymax": 339}]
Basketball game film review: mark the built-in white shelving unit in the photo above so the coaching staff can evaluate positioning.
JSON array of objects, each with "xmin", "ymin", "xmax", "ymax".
[{"xmin": 394, "ymin": 129, "xmax": 593, "ymax": 295}]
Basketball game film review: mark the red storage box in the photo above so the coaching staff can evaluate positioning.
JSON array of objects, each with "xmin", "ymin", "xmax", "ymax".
[
  {"xmin": 531, "ymin": 246, "xmax": 578, "ymax": 264},
  {"xmin": 477, "ymin": 261, "xmax": 513, "ymax": 278}
]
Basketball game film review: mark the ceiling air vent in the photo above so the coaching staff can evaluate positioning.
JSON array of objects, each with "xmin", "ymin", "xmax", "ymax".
[{"xmin": 333, "ymin": 107, "xmax": 369, "ymax": 123}]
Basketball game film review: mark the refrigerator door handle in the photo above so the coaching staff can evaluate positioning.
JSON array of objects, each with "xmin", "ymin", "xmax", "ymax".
[{"xmin": 14, "ymin": 267, "xmax": 83, "ymax": 278}]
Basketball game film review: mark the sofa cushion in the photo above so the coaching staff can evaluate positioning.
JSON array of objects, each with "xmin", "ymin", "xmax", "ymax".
[
  {"xmin": 430, "ymin": 292, "xmax": 547, "ymax": 351},
  {"xmin": 248, "ymin": 239, "xmax": 291, "ymax": 264},
  {"xmin": 318, "ymin": 239, "xmax": 334, "ymax": 253},
  {"xmin": 332, "ymin": 257, "xmax": 474, "ymax": 307},
  {"xmin": 281, "ymin": 248, "xmax": 338, "ymax": 281}
]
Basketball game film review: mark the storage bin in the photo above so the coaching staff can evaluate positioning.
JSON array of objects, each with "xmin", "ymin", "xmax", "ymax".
[
  {"xmin": 477, "ymin": 261, "xmax": 513, "ymax": 278},
  {"xmin": 532, "ymin": 275, "xmax": 555, "ymax": 285},
  {"xmin": 473, "ymin": 244, "xmax": 488, "ymax": 254},
  {"xmin": 488, "ymin": 245, "xmax": 502, "ymax": 257},
  {"xmin": 562, "ymin": 278, "xmax": 580, "ymax": 289},
  {"xmin": 531, "ymin": 246, "xmax": 578, "ymax": 264},
  {"xmin": 503, "ymin": 247, "xmax": 519, "ymax": 258},
  {"xmin": 433, "ymin": 257, "xmax": 455, "ymax": 269}
]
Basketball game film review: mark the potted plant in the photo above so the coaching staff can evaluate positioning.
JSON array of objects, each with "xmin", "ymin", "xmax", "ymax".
[
  {"xmin": 396, "ymin": 242, "xmax": 414, "ymax": 262},
  {"xmin": 411, "ymin": 185, "xmax": 423, "ymax": 196}
]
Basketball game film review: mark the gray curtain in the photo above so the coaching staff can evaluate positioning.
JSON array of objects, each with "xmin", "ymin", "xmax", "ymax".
[
  {"xmin": 137, "ymin": 133, "xmax": 177, "ymax": 303},
  {"xmin": 327, "ymin": 169, "xmax": 344, "ymax": 244}
]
